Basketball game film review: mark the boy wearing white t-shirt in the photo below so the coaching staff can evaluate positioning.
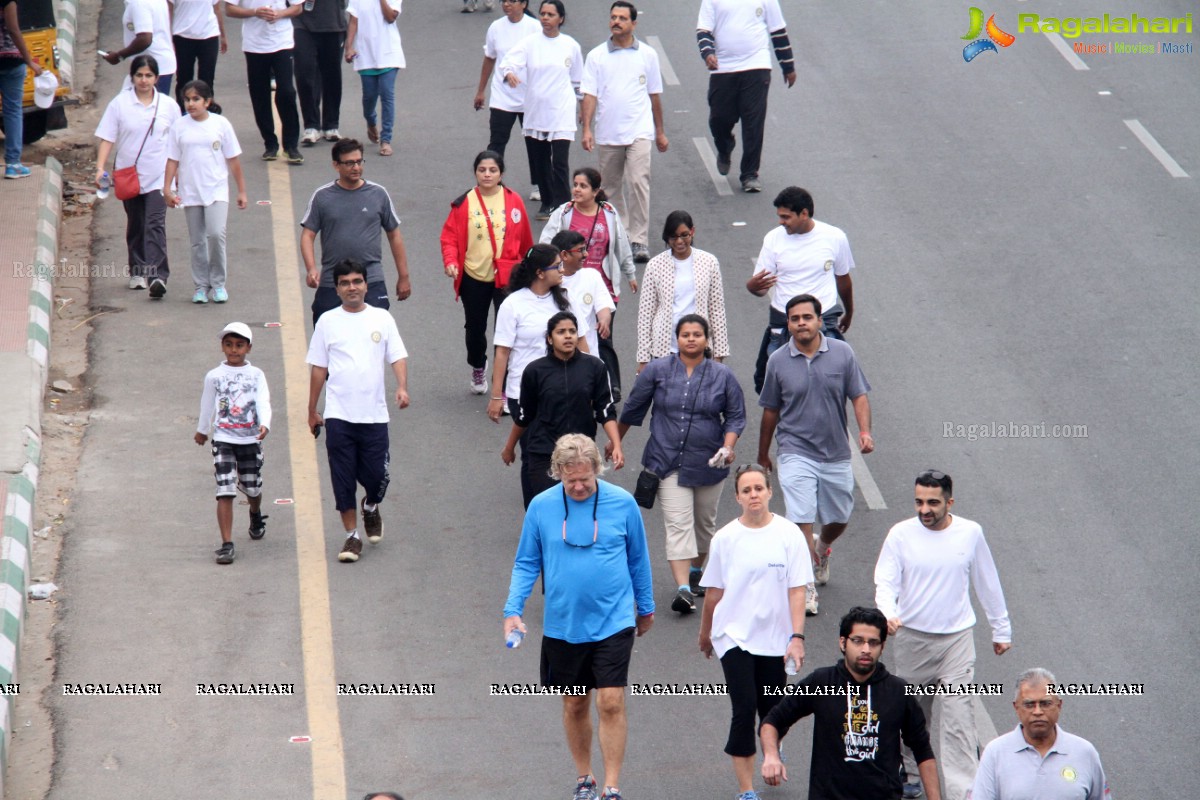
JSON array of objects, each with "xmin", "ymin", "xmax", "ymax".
[
  {"xmin": 552, "ymin": 229, "xmax": 611, "ymax": 357},
  {"xmin": 306, "ymin": 261, "xmax": 410, "ymax": 563}
]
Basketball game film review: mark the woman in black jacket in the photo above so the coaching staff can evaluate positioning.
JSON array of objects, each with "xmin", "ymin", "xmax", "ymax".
[{"xmin": 501, "ymin": 311, "xmax": 624, "ymax": 507}]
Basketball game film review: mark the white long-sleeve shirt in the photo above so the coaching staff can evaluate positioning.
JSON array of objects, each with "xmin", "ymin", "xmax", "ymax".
[
  {"xmin": 197, "ymin": 361, "xmax": 273, "ymax": 444},
  {"xmin": 874, "ymin": 515, "xmax": 1012, "ymax": 642}
]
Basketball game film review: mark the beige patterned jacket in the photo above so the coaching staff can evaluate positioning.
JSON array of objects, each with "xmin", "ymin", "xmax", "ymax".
[{"xmin": 635, "ymin": 247, "xmax": 730, "ymax": 364}]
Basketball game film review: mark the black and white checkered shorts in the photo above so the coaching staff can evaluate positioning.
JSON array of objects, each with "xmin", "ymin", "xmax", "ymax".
[{"xmin": 212, "ymin": 441, "xmax": 264, "ymax": 498}]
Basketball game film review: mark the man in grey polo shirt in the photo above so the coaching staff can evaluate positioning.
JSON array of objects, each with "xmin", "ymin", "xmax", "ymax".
[
  {"xmin": 970, "ymin": 668, "xmax": 1111, "ymax": 800},
  {"xmin": 301, "ymin": 138, "xmax": 412, "ymax": 325},
  {"xmin": 757, "ymin": 293, "xmax": 873, "ymax": 616}
]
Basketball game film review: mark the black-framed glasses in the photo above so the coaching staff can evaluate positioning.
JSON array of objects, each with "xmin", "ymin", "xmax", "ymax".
[
  {"xmin": 337, "ymin": 158, "xmax": 365, "ymax": 167},
  {"xmin": 561, "ymin": 485, "xmax": 599, "ymax": 547},
  {"xmin": 668, "ymin": 231, "xmax": 693, "ymax": 241}
]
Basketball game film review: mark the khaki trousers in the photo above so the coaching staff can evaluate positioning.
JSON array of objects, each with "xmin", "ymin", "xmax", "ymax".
[{"xmin": 597, "ymin": 139, "xmax": 652, "ymax": 246}]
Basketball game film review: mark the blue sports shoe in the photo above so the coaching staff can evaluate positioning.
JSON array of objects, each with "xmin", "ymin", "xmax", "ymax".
[
  {"xmin": 212, "ymin": 287, "xmax": 228, "ymax": 303},
  {"xmin": 5, "ymin": 164, "xmax": 32, "ymax": 179}
]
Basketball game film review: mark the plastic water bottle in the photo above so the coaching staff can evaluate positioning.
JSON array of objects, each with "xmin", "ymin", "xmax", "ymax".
[
  {"xmin": 505, "ymin": 629, "xmax": 525, "ymax": 649},
  {"xmin": 785, "ymin": 656, "xmax": 799, "ymax": 676},
  {"xmin": 303, "ymin": 0, "xmax": 314, "ymax": 10},
  {"xmin": 96, "ymin": 172, "xmax": 111, "ymax": 200}
]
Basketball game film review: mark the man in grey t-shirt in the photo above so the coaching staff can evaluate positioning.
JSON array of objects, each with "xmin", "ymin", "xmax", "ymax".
[
  {"xmin": 300, "ymin": 137, "xmax": 411, "ymax": 324},
  {"xmin": 757, "ymin": 293, "xmax": 873, "ymax": 616}
]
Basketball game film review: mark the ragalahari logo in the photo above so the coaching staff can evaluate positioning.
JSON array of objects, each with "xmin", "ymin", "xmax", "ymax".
[{"xmin": 962, "ymin": 7, "xmax": 1015, "ymax": 61}]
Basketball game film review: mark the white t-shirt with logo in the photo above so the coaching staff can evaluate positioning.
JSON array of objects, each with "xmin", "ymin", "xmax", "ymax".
[
  {"xmin": 581, "ymin": 39, "xmax": 663, "ymax": 145},
  {"xmin": 560, "ymin": 268, "xmax": 613, "ymax": 357},
  {"xmin": 701, "ymin": 513, "xmax": 813, "ymax": 658},
  {"xmin": 169, "ymin": 0, "xmax": 220, "ymax": 40},
  {"xmin": 95, "ymin": 87, "xmax": 177, "ymax": 192},
  {"xmin": 306, "ymin": 305, "xmax": 407, "ymax": 424},
  {"xmin": 696, "ymin": 0, "xmax": 786, "ymax": 74},
  {"xmin": 166, "ymin": 113, "xmax": 242, "ymax": 206},
  {"xmin": 498, "ymin": 31, "xmax": 583, "ymax": 136},
  {"xmin": 231, "ymin": 0, "xmax": 299, "ymax": 53},
  {"xmin": 494, "ymin": 288, "xmax": 561, "ymax": 400},
  {"xmin": 484, "ymin": 13, "xmax": 541, "ymax": 112},
  {"xmin": 755, "ymin": 219, "xmax": 855, "ymax": 314},
  {"xmin": 123, "ymin": 0, "xmax": 177, "ymax": 74}
]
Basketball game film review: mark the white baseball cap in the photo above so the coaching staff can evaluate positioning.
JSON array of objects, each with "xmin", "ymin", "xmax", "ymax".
[
  {"xmin": 220, "ymin": 322, "xmax": 253, "ymax": 343},
  {"xmin": 33, "ymin": 72, "xmax": 58, "ymax": 110}
]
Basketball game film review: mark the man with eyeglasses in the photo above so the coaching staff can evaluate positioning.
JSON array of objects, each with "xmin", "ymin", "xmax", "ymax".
[
  {"xmin": 552, "ymin": 229, "xmax": 615, "ymax": 359},
  {"xmin": 301, "ymin": 137, "xmax": 412, "ymax": 325},
  {"xmin": 760, "ymin": 606, "xmax": 942, "ymax": 800},
  {"xmin": 970, "ymin": 668, "xmax": 1110, "ymax": 800},
  {"xmin": 874, "ymin": 470, "xmax": 1013, "ymax": 800},
  {"xmin": 503, "ymin": 433, "xmax": 654, "ymax": 800}
]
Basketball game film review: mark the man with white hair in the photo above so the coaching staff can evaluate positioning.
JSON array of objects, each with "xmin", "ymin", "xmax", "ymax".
[
  {"xmin": 969, "ymin": 668, "xmax": 1111, "ymax": 800},
  {"xmin": 503, "ymin": 433, "xmax": 655, "ymax": 800}
]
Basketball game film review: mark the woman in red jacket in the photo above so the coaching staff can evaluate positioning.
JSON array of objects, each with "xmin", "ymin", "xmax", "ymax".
[{"xmin": 441, "ymin": 150, "xmax": 535, "ymax": 394}]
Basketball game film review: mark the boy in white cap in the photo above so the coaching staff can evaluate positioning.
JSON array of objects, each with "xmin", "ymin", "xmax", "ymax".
[{"xmin": 195, "ymin": 322, "xmax": 272, "ymax": 564}]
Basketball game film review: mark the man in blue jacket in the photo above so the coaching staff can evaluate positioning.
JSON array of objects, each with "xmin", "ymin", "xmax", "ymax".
[{"xmin": 504, "ymin": 433, "xmax": 655, "ymax": 800}]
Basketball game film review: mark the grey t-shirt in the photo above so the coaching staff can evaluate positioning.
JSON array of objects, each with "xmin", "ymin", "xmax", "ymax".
[
  {"xmin": 759, "ymin": 335, "xmax": 870, "ymax": 463},
  {"xmin": 300, "ymin": 180, "xmax": 400, "ymax": 288}
]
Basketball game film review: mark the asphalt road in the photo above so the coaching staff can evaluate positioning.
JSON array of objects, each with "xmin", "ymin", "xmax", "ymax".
[{"xmin": 49, "ymin": 0, "xmax": 1198, "ymax": 798}]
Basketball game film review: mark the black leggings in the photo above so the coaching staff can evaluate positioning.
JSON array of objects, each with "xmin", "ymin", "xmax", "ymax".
[
  {"xmin": 719, "ymin": 646, "xmax": 786, "ymax": 757},
  {"xmin": 173, "ymin": 35, "xmax": 219, "ymax": 112}
]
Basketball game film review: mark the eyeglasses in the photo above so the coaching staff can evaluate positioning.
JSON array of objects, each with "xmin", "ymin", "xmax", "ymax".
[
  {"xmin": 668, "ymin": 232, "xmax": 693, "ymax": 241},
  {"xmin": 337, "ymin": 158, "xmax": 365, "ymax": 167},
  {"xmin": 846, "ymin": 636, "xmax": 883, "ymax": 648},
  {"xmin": 565, "ymin": 246, "xmax": 587, "ymax": 256},
  {"xmin": 1019, "ymin": 699, "xmax": 1060, "ymax": 710},
  {"xmin": 544, "ymin": 261, "xmax": 565, "ymax": 273},
  {"xmin": 561, "ymin": 485, "xmax": 599, "ymax": 547}
]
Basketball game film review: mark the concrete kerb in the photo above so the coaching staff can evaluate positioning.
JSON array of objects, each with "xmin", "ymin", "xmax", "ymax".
[
  {"xmin": 0, "ymin": 157, "xmax": 61, "ymax": 796},
  {"xmin": 55, "ymin": 0, "xmax": 80, "ymax": 89}
]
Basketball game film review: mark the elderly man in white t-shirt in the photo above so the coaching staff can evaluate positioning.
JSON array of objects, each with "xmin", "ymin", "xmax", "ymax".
[
  {"xmin": 580, "ymin": 1, "xmax": 667, "ymax": 264},
  {"xmin": 875, "ymin": 470, "xmax": 1013, "ymax": 800}
]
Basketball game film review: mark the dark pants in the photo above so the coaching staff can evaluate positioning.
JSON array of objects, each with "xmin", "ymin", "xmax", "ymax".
[
  {"xmin": 520, "ymin": 450, "xmax": 557, "ymax": 509},
  {"xmin": 294, "ymin": 29, "xmax": 344, "ymax": 131},
  {"xmin": 460, "ymin": 273, "xmax": 505, "ymax": 369},
  {"xmin": 708, "ymin": 69, "xmax": 771, "ymax": 181},
  {"xmin": 173, "ymin": 35, "xmax": 219, "ymax": 111},
  {"xmin": 155, "ymin": 73, "xmax": 174, "ymax": 97},
  {"xmin": 123, "ymin": 190, "xmax": 170, "ymax": 283},
  {"xmin": 245, "ymin": 49, "xmax": 300, "ymax": 151},
  {"xmin": 719, "ymin": 646, "xmax": 786, "ymax": 757},
  {"xmin": 598, "ymin": 307, "xmax": 622, "ymax": 401},
  {"xmin": 488, "ymin": 108, "xmax": 537, "ymax": 184},
  {"xmin": 324, "ymin": 419, "xmax": 390, "ymax": 512},
  {"xmin": 753, "ymin": 307, "xmax": 844, "ymax": 394},
  {"xmin": 311, "ymin": 280, "xmax": 391, "ymax": 326},
  {"xmin": 526, "ymin": 136, "xmax": 570, "ymax": 208}
]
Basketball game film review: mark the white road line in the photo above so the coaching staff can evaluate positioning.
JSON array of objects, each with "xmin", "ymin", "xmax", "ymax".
[
  {"xmin": 1045, "ymin": 32, "xmax": 1089, "ymax": 70},
  {"xmin": 1124, "ymin": 119, "xmax": 1190, "ymax": 177},
  {"xmin": 693, "ymin": 137, "xmax": 734, "ymax": 196},
  {"xmin": 848, "ymin": 430, "xmax": 888, "ymax": 510},
  {"xmin": 646, "ymin": 36, "xmax": 679, "ymax": 86}
]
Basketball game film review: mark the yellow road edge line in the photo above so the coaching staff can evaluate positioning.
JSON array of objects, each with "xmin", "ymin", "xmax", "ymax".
[{"xmin": 268, "ymin": 158, "xmax": 347, "ymax": 799}]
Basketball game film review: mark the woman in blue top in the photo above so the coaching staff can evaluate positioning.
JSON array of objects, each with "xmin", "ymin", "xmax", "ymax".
[{"xmin": 614, "ymin": 313, "xmax": 746, "ymax": 614}]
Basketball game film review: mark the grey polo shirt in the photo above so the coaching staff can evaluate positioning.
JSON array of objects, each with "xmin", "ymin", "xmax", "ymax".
[
  {"xmin": 971, "ymin": 725, "xmax": 1110, "ymax": 800},
  {"xmin": 299, "ymin": 180, "xmax": 400, "ymax": 288},
  {"xmin": 758, "ymin": 334, "xmax": 870, "ymax": 463}
]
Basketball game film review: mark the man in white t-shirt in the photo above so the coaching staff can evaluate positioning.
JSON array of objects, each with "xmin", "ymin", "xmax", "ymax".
[
  {"xmin": 225, "ymin": 0, "xmax": 305, "ymax": 163},
  {"xmin": 581, "ymin": 1, "xmax": 667, "ymax": 264},
  {"xmin": 104, "ymin": 0, "xmax": 177, "ymax": 95},
  {"xmin": 307, "ymin": 261, "xmax": 410, "ymax": 563},
  {"xmin": 874, "ymin": 470, "xmax": 1013, "ymax": 800},
  {"xmin": 748, "ymin": 186, "xmax": 856, "ymax": 395},
  {"xmin": 696, "ymin": 0, "xmax": 795, "ymax": 193},
  {"xmin": 552, "ymin": 229, "xmax": 612, "ymax": 358}
]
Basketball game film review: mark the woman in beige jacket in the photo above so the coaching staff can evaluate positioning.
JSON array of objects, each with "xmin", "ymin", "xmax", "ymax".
[{"xmin": 636, "ymin": 210, "xmax": 730, "ymax": 370}]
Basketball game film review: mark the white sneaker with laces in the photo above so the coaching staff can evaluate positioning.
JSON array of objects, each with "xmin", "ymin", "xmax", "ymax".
[
  {"xmin": 129, "ymin": 275, "xmax": 147, "ymax": 290},
  {"xmin": 529, "ymin": 187, "xmax": 541, "ymax": 202},
  {"xmin": 805, "ymin": 583, "xmax": 819, "ymax": 616},
  {"xmin": 301, "ymin": 128, "xmax": 321, "ymax": 145},
  {"xmin": 324, "ymin": 129, "xmax": 341, "ymax": 141}
]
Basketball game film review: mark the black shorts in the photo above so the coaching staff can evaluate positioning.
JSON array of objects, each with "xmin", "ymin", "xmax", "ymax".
[{"xmin": 540, "ymin": 627, "xmax": 635, "ymax": 690}]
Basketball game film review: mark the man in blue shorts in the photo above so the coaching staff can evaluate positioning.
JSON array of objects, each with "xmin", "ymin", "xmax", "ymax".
[
  {"xmin": 503, "ymin": 434, "xmax": 655, "ymax": 800},
  {"xmin": 756, "ymin": 293, "xmax": 873, "ymax": 616},
  {"xmin": 307, "ymin": 260, "xmax": 409, "ymax": 563}
]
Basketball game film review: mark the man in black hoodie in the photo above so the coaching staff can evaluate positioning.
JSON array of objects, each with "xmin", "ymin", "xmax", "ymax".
[{"xmin": 760, "ymin": 607, "xmax": 942, "ymax": 800}]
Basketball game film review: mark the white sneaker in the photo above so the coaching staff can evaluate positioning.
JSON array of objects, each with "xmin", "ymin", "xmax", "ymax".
[
  {"xmin": 301, "ymin": 128, "xmax": 321, "ymax": 145},
  {"xmin": 483, "ymin": 0, "xmax": 495, "ymax": 8},
  {"xmin": 129, "ymin": 276, "xmax": 147, "ymax": 290},
  {"xmin": 805, "ymin": 583, "xmax": 819, "ymax": 616},
  {"xmin": 323, "ymin": 129, "xmax": 341, "ymax": 142},
  {"xmin": 529, "ymin": 187, "xmax": 541, "ymax": 202},
  {"xmin": 470, "ymin": 365, "xmax": 488, "ymax": 394},
  {"xmin": 813, "ymin": 541, "xmax": 831, "ymax": 586}
]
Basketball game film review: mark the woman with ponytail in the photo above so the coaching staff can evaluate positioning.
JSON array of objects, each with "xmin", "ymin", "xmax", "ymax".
[{"xmin": 488, "ymin": 243, "xmax": 588, "ymax": 422}]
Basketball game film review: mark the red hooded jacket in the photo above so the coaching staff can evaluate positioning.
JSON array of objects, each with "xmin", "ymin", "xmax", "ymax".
[{"xmin": 439, "ymin": 186, "xmax": 534, "ymax": 299}]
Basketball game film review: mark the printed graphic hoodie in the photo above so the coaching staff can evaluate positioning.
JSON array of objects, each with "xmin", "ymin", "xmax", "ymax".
[{"xmin": 761, "ymin": 660, "xmax": 935, "ymax": 800}]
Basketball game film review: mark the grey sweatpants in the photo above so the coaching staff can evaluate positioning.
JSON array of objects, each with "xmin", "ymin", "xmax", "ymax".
[{"xmin": 185, "ymin": 201, "xmax": 228, "ymax": 292}]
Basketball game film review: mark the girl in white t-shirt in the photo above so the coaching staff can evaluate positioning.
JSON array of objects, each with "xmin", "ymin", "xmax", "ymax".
[
  {"xmin": 699, "ymin": 463, "xmax": 813, "ymax": 800},
  {"xmin": 164, "ymin": 81, "xmax": 247, "ymax": 304}
]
